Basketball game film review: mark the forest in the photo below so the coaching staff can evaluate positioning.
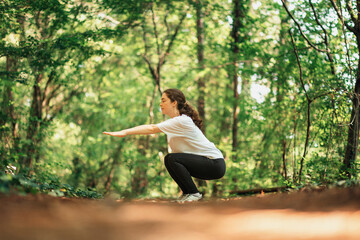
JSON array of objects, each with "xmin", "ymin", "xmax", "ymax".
[{"xmin": 1, "ymin": 0, "xmax": 360, "ymax": 200}]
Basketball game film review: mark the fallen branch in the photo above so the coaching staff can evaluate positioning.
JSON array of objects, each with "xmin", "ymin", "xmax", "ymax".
[{"xmin": 230, "ymin": 186, "xmax": 290, "ymax": 196}]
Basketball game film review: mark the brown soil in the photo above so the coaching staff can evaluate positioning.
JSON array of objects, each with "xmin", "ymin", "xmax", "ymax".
[{"xmin": 1, "ymin": 187, "xmax": 360, "ymax": 240}]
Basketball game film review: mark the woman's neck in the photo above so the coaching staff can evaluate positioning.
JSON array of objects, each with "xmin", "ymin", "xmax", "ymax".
[{"xmin": 168, "ymin": 109, "xmax": 180, "ymax": 118}]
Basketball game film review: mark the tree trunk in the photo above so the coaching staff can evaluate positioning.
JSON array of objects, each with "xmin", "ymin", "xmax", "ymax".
[
  {"xmin": 131, "ymin": 137, "xmax": 149, "ymax": 196},
  {"xmin": 230, "ymin": 0, "xmax": 242, "ymax": 154},
  {"xmin": 338, "ymin": 3, "xmax": 360, "ymax": 177},
  {"xmin": 277, "ymin": 1, "xmax": 290, "ymax": 181},
  {"xmin": 282, "ymin": 140, "xmax": 288, "ymax": 180},
  {"xmin": 0, "ymin": 56, "xmax": 18, "ymax": 167},
  {"xmin": 196, "ymin": 0, "xmax": 206, "ymax": 133},
  {"xmin": 104, "ymin": 144, "xmax": 123, "ymax": 193},
  {"xmin": 193, "ymin": 0, "xmax": 208, "ymax": 193},
  {"xmin": 22, "ymin": 75, "xmax": 43, "ymax": 172},
  {"xmin": 1, "ymin": 56, "xmax": 17, "ymax": 141},
  {"xmin": 71, "ymin": 157, "xmax": 82, "ymax": 188},
  {"xmin": 343, "ymin": 52, "xmax": 360, "ymax": 177}
]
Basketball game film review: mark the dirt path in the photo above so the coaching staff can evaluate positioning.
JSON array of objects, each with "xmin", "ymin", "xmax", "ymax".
[{"xmin": 1, "ymin": 187, "xmax": 360, "ymax": 240}]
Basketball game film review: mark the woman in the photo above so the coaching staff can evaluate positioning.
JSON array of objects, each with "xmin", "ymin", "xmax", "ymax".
[{"xmin": 103, "ymin": 89, "xmax": 225, "ymax": 202}]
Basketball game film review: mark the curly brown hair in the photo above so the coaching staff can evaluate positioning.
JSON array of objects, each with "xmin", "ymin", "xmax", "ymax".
[{"xmin": 163, "ymin": 89, "xmax": 203, "ymax": 130}]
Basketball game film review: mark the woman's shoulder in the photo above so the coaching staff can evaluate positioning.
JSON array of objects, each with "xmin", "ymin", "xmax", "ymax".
[
  {"xmin": 162, "ymin": 115, "xmax": 190, "ymax": 124},
  {"xmin": 175, "ymin": 114, "xmax": 194, "ymax": 126},
  {"xmin": 177, "ymin": 114, "xmax": 191, "ymax": 120}
]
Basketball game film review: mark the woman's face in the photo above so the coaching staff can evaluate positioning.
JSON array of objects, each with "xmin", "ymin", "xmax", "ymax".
[{"xmin": 160, "ymin": 93, "xmax": 177, "ymax": 117}]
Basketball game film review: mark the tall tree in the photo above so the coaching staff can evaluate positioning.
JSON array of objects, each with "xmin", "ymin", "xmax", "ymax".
[
  {"xmin": 1, "ymin": 0, "xmax": 142, "ymax": 175},
  {"xmin": 17, "ymin": 1, "xmax": 94, "ymax": 173},
  {"xmin": 194, "ymin": 0, "xmax": 206, "ymax": 133},
  {"xmin": 141, "ymin": 1, "xmax": 188, "ymax": 123},
  {"xmin": 273, "ymin": 0, "xmax": 292, "ymax": 181},
  {"xmin": 230, "ymin": 0, "xmax": 240, "ymax": 154},
  {"xmin": 281, "ymin": 0, "xmax": 360, "ymax": 179},
  {"xmin": 330, "ymin": 0, "xmax": 360, "ymax": 178},
  {"xmin": 229, "ymin": 0, "xmax": 247, "ymax": 156}
]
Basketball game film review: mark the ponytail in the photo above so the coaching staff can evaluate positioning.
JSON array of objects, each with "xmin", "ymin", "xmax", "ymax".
[
  {"xmin": 180, "ymin": 101, "xmax": 203, "ymax": 130},
  {"xmin": 163, "ymin": 89, "xmax": 203, "ymax": 130}
]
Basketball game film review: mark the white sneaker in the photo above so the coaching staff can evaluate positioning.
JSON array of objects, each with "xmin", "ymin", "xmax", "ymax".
[
  {"xmin": 178, "ymin": 194, "xmax": 189, "ymax": 201},
  {"xmin": 177, "ymin": 193, "xmax": 202, "ymax": 203},
  {"xmin": 170, "ymin": 194, "xmax": 188, "ymax": 203}
]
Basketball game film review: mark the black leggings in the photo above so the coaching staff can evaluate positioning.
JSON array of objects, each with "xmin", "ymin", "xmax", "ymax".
[{"xmin": 164, "ymin": 153, "xmax": 226, "ymax": 194}]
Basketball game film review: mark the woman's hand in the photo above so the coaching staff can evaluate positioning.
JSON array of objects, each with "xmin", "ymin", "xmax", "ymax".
[{"xmin": 102, "ymin": 130, "xmax": 127, "ymax": 137}]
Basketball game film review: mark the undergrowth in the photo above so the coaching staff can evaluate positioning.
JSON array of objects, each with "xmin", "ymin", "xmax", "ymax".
[{"xmin": 0, "ymin": 172, "xmax": 103, "ymax": 199}]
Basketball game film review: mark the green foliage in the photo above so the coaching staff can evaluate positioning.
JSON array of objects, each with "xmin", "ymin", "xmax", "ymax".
[
  {"xmin": 0, "ymin": 172, "xmax": 102, "ymax": 198},
  {"xmin": 1, "ymin": 0, "xmax": 359, "ymax": 200},
  {"xmin": 304, "ymin": 152, "xmax": 342, "ymax": 183}
]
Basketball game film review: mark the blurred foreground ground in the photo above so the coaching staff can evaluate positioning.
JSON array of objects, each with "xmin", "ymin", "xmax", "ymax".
[{"xmin": 1, "ymin": 187, "xmax": 360, "ymax": 240}]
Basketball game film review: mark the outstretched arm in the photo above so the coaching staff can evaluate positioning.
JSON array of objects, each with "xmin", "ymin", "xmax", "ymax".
[{"xmin": 103, "ymin": 124, "xmax": 162, "ymax": 137}]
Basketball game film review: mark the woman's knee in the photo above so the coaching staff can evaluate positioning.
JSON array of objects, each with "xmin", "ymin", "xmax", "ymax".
[
  {"xmin": 164, "ymin": 153, "xmax": 175, "ymax": 167},
  {"xmin": 213, "ymin": 159, "xmax": 226, "ymax": 179}
]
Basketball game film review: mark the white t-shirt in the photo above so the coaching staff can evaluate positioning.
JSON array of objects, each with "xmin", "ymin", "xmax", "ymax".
[{"xmin": 156, "ymin": 115, "xmax": 224, "ymax": 159}]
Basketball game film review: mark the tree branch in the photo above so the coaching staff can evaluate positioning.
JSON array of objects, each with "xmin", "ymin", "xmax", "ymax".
[
  {"xmin": 150, "ymin": 4, "xmax": 161, "ymax": 57},
  {"xmin": 289, "ymin": 30, "xmax": 311, "ymax": 102},
  {"xmin": 281, "ymin": 0, "xmax": 326, "ymax": 52},
  {"xmin": 42, "ymin": 70, "xmax": 56, "ymax": 103},
  {"xmin": 289, "ymin": 30, "xmax": 312, "ymax": 183},
  {"xmin": 159, "ymin": 10, "xmax": 188, "ymax": 67},
  {"xmin": 44, "ymin": 84, "xmax": 61, "ymax": 117},
  {"xmin": 330, "ymin": 0, "xmax": 356, "ymax": 33},
  {"xmin": 345, "ymin": 0, "xmax": 358, "ymax": 25},
  {"xmin": 143, "ymin": 55, "xmax": 158, "ymax": 81},
  {"xmin": 309, "ymin": 0, "xmax": 335, "ymax": 74},
  {"xmin": 141, "ymin": 18, "xmax": 150, "ymax": 56},
  {"xmin": 141, "ymin": 4, "xmax": 188, "ymax": 95},
  {"xmin": 162, "ymin": 3, "xmax": 171, "ymax": 48},
  {"xmin": 45, "ymin": 86, "xmax": 81, "ymax": 122},
  {"xmin": 309, "ymin": 0, "xmax": 327, "ymax": 41},
  {"xmin": 141, "ymin": 17, "xmax": 159, "ymax": 83}
]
